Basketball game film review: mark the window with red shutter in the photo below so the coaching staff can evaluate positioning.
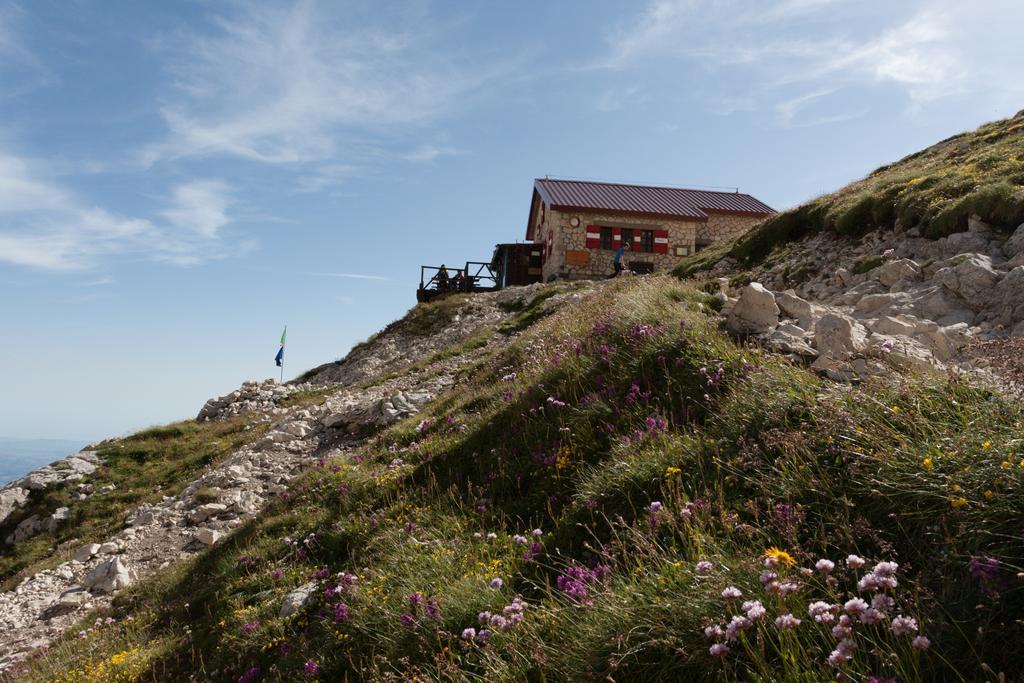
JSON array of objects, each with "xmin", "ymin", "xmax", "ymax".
[
  {"xmin": 585, "ymin": 224, "xmax": 601, "ymax": 249},
  {"xmin": 654, "ymin": 229, "xmax": 669, "ymax": 254}
]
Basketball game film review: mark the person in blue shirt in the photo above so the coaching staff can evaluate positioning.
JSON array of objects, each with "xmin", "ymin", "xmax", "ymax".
[{"xmin": 612, "ymin": 241, "xmax": 630, "ymax": 277}]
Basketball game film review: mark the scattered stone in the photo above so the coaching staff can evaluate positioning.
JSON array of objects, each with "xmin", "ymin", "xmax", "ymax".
[
  {"xmin": 82, "ymin": 557, "xmax": 133, "ymax": 594},
  {"xmin": 195, "ymin": 528, "xmax": 222, "ymax": 546},
  {"xmin": 726, "ymin": 283, "xmax": 780, "ymax": 334},
  {"xmin": 877, "ymin": 258, "xmax": 921, "ymax": 287},
  {"xmin": 74, "ymin": 543, "xmax": 101, "ymax": 563},
  {"xmin": 279, "ymin": 582, "xmax": 317, "ymax": 618},
  {"xmin": 188, "ymin": 503, "xmax": 228, "ymax": 525},
  {"xmin": 0, "ymin": 488, "xmax": 29, "ymax": 526}
]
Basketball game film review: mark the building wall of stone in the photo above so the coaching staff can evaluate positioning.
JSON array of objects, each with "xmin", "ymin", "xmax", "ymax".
[
  {"xmin": 696, "ymin": 213, "xmax": 765, "ymax": 243},
  {"xmin": 541, "ymin": 208, "xmax": 701, "ymax": 281}
]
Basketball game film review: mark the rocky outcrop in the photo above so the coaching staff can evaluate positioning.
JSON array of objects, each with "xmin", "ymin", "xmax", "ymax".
[
  {"xmin": 198, "ymin": 379, "xmax": 304, "ymax": 421},
  {"xmin": 707, "ymin": 214, "xmax": 1024, "ymax": 386},
  {"xmin": 0, "ymin": 450, "xmax": 104, "ymax": 548}
]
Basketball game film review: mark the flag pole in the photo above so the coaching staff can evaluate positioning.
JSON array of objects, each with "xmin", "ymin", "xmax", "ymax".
[{"xmin": 280, "ymin": 325, "xmax": 286, "ymax": 384}]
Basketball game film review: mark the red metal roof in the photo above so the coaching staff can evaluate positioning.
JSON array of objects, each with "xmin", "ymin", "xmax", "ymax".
[{"xmin": 533, "ymin": 178, "xmax": 774, "ymax": 222}]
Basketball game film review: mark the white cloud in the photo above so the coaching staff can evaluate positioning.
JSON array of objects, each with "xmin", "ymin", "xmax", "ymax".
[
  {"xmin": 161, "ymin": 179, "xmax": 233, "ymax": 239},
  {"xmin": 294, "ymin": 163, "xmax": 360, "ymax": 193},
  {"xmin": 401, "ymin": 144, "xmax": 462, "ymax": 163},
  {"xmin": 0, "ymin": 150, "xmax": 237, "ymax": 271},
  {"xmin": 143, "ymin": 1, "xmax": 483, "ymax": 166},
  {"xmin": 312, "ymin": 271, "xmax": 391, "ymax": 281},
  {"xmin": 601, "ymin": 0, "xmax": 1024, "ymax": 120}
]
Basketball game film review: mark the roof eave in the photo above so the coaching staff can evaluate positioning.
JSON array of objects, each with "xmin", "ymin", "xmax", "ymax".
[
  {"xmin": 703, "ymin": 208, "xmax": 775, "ymax": 219},
  {"xmin": 548, "ymin": 203, "xmax": 709, "ymax": 222}
]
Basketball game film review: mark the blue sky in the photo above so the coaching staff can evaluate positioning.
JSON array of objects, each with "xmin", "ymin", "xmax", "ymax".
[{"xmin": 1, "ymin": 0, "xmax": 1022, "ymax": 441}]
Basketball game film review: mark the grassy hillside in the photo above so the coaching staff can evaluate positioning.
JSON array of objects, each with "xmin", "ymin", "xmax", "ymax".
[
  {"xmin": 17, "ymin": 277, "xmax": 1024, "ymax": 682},
  {"xmin": 0, "ymin": 418, "xmax": 268, "ymax": 592},
  {"xmin": 724, "ymin": 111, "xmax": 1024, "ymax": 266}
]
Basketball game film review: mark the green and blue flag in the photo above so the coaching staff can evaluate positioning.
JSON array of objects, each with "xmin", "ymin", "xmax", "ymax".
[{"xmin": 274, "ymin": 326, "xmax": 286, "ymax": 367}]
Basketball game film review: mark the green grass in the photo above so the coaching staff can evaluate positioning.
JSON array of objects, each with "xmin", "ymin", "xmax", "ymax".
[
  {"xmin": 0, "ymin": 417, "xmax": 266, "ymax": 591},
  {"xmin": 851, "ymin": 255, "xmax": 885, "ymax": 275},
  {"xmin": 14, "ymin": 277, "xmax": 1024, "ymax": 682},
  {"xmin": 730, "ymin": 112, "xmax": 1024, "ymax": 265}
]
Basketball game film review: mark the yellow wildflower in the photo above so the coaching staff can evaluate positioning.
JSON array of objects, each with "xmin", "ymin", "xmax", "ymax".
[
  {"xmin": 951, "ymin": 496, "xmax": 968, "ymax": 508},
  {"xmin": 764, "ymin": 547, "xmax": 797, "ymax": 567},
  {"xmin": 983, "ymin": 440, "xmax": 992, "ymax": 449},
  {"xmin": 922, "ymin": 457, "xmax": 934, "ymax": 471},
  {"xmin": 665, "ymin": 466, "xmax": 682, "ymax": 478},
  {"xmin": 1000, "ymin": 461, "xmax": 1011, "ymax": 469},
  {"xmin": 892, "ymin": 405, "xmax": 902, "ymax": 413},
  {"xmin": 984, "ymin": 490, "xmax": 994, "ymax": 500}
]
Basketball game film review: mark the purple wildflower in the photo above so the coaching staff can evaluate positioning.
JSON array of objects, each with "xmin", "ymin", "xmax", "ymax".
[
  {"xmin": 333, "ymin": 602, "xmax": 349, "ymax": 622},
  {"xmin": 303, "ymin": 660, "xmax": 319, "ymax": 677},
  {"xmin": 237, "ymin": 667, "xmax": 261, "ymax": 683}
]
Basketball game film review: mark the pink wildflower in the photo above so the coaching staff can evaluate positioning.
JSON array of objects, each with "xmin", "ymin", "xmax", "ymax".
[
  {"xmin": 891, "ymin": 615, "xmax": 918, "ymax": 636},
  {"xmin": 775, "ymin": 613, "xmax": 801, "ymax": 630},
  {"xmin": 843, "ymin": 598, "xmax": 868, "ymax": 616}
]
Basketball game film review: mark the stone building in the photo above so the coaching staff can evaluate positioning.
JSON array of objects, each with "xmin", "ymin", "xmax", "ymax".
[{"xmin": 525, "ymin": 178, "xmax": 774, "ymax": 281}]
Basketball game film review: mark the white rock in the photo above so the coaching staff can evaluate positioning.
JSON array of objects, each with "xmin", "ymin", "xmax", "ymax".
[
  {"xmin": 775, "ymin": 290, "xmax": 815, "ymax": 329},
  {"xmin": 877, "ymin": 258, "xmax": 921, "ymax": 287},
  {"xmin": 814, "ymin": 313, "xmax": 868, "ymax": 361},
  {"xmin": 726, "ymin": 283, "xmax": 780, "ymax": 334},
  {"xmin": 0, "ymin": 488, "xmax": 30, "ymax": 525},
  {"xmin": 195, "ymin": 528, "xmax": 222, "ymax": 546},
  {"xmin": 83, "ymin": 557, "xmax": 133, "ymax": 594},
  {"xmin": 870, "ymin": 315, "xmax": 917, "ymax": 337},
  {"xmin": 279, "ymin": 582, "xmax": 317, "ymax": 617},
  {"xmin": 934, "ymin": 254, "xmax": 1000, "ymax": 309},
  {"xmin": 74, "ymin": 543, "xmax": 102, "ymax": 562},
  {"xmin": 986, "ymin": 266, "xmax": 1024, "ymax": 327},
  {"xmin": 61, "ymin": 457, "xmax": 98, "ymax": 475},
  {"xmin": 188, "ymin": 503, "xmax": 228, "ymax": 525},
  {"xmin": 1004, "ymin": 223, "xmax": 1024, "ymax": 259}
]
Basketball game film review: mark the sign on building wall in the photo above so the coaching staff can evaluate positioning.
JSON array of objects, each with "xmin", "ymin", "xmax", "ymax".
[{"xmin": 564, "ymin": 250, "xmax": 591, "ymax": 266}]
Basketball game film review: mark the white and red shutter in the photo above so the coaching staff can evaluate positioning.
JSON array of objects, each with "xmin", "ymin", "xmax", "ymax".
[
  {"xmin": 612, "ymin": 227, "xmax": 622, "ymax": 249},
  {"xmin": 654, "ymin": 229, "xmax": 669, "ymax": 254},
  {"xmin": 585, "ymin": 224, "xmax": 601, "ymax": 249}
]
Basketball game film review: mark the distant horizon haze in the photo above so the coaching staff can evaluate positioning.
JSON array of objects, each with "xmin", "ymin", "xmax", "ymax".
[{"xmin": 0, "ymin": 437, "xmax": 90, "ymax": 487}]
